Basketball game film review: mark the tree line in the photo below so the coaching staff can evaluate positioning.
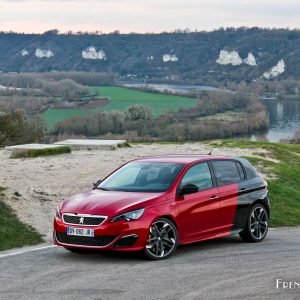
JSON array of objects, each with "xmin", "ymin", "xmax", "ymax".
[{"xmin": 1, "ymin": 28, "xmax": 300, "ymax": 82}]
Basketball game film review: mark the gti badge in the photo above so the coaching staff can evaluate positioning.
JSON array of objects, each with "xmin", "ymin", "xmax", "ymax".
[{"xmin": 79, "ymin": 217, "xmax": 84, "ymax": 224}]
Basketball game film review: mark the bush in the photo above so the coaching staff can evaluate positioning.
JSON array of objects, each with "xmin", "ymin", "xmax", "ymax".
[{"xmin": 11, "ymin": 146, "xmax": 71, "ymax": 158}]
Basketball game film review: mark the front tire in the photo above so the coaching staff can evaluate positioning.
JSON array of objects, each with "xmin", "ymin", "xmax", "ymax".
[
  {"xmin": 240, "ymin": 204, "xmax": 269, "ymax": 242},
  {"xmin": 144, "ymin": 218, "xmax": 178, "ymax": 260}
]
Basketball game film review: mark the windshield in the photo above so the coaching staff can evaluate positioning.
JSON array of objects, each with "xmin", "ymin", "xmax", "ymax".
[{"xmin": 97, "ymin": 162, "xmax": 184, "ymax": 192}]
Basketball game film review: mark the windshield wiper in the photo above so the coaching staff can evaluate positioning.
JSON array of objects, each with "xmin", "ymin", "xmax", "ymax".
[{"xmin": 96, "ymin": 187, "xmax": 111, "ymax": 191}]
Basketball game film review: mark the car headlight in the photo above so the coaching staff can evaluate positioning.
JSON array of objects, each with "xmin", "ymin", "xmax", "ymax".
[
  {"xmin": 111, "ymin": 208, "xmax": 145, "ymax": 223},
  {"xmin": 56, "ymin": 206, "xmax": 61, "ymax": 219}
]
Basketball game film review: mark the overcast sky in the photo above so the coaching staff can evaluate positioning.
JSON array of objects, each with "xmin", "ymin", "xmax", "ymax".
[{"xmin": 1, "ymin": 0, "xmax": 300, "ymax": 33}]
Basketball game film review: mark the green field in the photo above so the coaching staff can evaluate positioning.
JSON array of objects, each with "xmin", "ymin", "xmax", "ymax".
[
  {"xmin": 92, "ymin": 86, "xmax": 197, "ymax": 115},
  {"xmin": 42, "ymin": 107, "xmax": 102, "ymax": 130},
  {"xmin": 42, "ymin": 86, "xmax": 198, "ymax": 129}
]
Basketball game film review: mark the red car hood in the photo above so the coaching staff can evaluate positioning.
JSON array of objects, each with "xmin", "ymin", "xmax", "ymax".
[{"xmin": 61, "ymin": 189, "xmax": 166, "ymax": 217}]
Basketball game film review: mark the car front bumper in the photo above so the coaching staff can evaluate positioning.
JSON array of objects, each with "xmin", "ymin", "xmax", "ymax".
[{"xmin": 53, "ymin": 216, "xmax": 150, "ymax": 251}]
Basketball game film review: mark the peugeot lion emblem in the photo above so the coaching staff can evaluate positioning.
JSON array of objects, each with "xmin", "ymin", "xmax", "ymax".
[{"xmin": 79, "ymin": 217, "xmax": 84, "ymax": 224}]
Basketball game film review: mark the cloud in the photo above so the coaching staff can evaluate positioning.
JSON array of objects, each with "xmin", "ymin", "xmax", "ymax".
[{"xmin": 1, "ymin": 0, "xmax": 300, "ymax": 33}]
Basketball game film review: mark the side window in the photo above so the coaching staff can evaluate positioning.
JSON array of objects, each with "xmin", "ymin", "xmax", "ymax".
[
  {"xmin": 212, "ymin": 160, "xmax": 242, "ymax": 186},
  {"xmin": 181, "ymin": 163, "xmax": 213, "ymax": 191}
]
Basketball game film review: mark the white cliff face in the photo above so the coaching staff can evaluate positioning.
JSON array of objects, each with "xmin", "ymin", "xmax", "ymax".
[
  {"xmin": 216, "ymin": 50, "xmax": 243, "ymax": 66},
  {"xmin": 21, "ymin": 49, "xmax": 29, "ymax": 56},
  {"xmin": 263, "ymin": 59, "xmax": 285, "ymax": 79},
  {"xmin": 244, "ymin": 52, "xmax": 257, "ymax": 66},
  {"xmin": 82, "ymin": 47, "xmax": 106, "ymax": 60},
  {"xmin": 35, "ymin": 49, "xmax": 54, "ymax": 58},
  {"xmin": 163, "ymin": 54, "xmax": 178, "ymax": 62}
]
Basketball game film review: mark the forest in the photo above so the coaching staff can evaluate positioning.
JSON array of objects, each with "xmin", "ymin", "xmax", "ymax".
[{"xmin": 1, "ymin": 28, "xmax": 300, "ymax": 82}]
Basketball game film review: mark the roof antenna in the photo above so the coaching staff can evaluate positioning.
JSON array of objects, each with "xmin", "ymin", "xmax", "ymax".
[{"xmin": 207, "ymin": 148, "xmax": 213, "ymax": 155}]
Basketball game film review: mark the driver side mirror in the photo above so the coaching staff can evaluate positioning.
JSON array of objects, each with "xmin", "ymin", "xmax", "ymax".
[
  {"xmin": 179, "ymin": 183, "xmax": 199, "ymax": 195},
  {"xmin": 93, "ymin": 179, "xmax": 102, "ymax": 189}
]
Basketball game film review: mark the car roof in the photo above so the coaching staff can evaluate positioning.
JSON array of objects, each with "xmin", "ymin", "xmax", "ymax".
[{"xmin": 133, "ymin": 155, "xmax": 231, "ymax": 164}]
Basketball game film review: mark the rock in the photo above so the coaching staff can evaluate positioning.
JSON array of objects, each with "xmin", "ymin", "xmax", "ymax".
[
  {"xmin": 82, "ymin": 47, "xmax": 106, "ymax": 60},
  {"xmin": 162, "ymin": 54, "xmax": 178, "ymax": 62},
  {"xmin": 14, "ymin": 191, "xmax": 22, "ymax": 197},
  {"xmin": 35, "ymin": 49, "xmax": 54, "ymax": 58},
  {"xmin": 263, "ymin": 59, "xmax": 285, "ymax": 79},
  {"xmin": 21, "ymin": 49, "xmax": 29, "ymax": 56},
  {"xmin": 216, "ymin": 50, "xmax": 243, "ymax": 66},
  {"xmin": 244, "ymin": 52, "xmax": 257, "ymax": 66}
]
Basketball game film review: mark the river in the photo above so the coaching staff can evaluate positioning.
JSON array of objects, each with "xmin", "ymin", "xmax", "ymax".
[{"xmin": 245, "ymin": 98, "xmax": 300, "ymax": 142}]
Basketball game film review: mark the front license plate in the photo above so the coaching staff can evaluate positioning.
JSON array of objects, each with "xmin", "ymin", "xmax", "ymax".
[{"xmin": 67, "ymin": 227, "xmax": 94, "ymax": 237}]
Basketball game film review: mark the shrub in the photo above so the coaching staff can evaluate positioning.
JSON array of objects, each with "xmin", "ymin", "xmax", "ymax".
[{"xmin": 11, "ymin": 146, "xmax": 71, "ymax": 158}]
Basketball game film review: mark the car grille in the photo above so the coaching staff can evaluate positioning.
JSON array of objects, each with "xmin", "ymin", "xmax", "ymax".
[
  {"xmin": 62, "ymin": 214, "xmax": 106, "ymax": 226},
  {"xmin": 56, "ymin": 232, "xmax": 117, "ymax": 247}
]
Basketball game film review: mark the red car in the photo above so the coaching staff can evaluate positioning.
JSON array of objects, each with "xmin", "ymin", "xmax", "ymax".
[{"xmin": 54, "ymin": 155, "xmax": 270, "ymax": 260}]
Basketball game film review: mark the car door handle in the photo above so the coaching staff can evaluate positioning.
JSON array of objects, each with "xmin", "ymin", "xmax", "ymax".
[{"xmin": 210, "ymin": 195, "xmax": 219, "ymax": 200}]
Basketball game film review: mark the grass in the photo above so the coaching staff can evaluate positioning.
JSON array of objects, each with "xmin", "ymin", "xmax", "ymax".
[
  {"xmin": 207, "ymin": 140, "xmax": 300, "ymax": 227},
  {"xmin": 11, "ymin": 146, "xmax": 71, "ymax": 159},
  {"xmin": 117, "ymin": 142, "xmax": 131, "ymax": 148},
  {"xmin": 42, "ymin": 108, "xmax": 101, "ymax": 130},
  {"xmin": 42, "ymin": 86, "xmax": 198, "ymax": 129},
  {"xmin": 92, "ymin": 86, "xmax": 198, "ymax": 116},
  {"xmin": 0, "ymin": 187, "xmax": 43, "ymax": 251}
]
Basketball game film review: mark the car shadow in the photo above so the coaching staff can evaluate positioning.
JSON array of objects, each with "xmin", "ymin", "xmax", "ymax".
[
  {"xmin": 175, "ymin": 235, "xmax": 243, "ymax": 256},
  {"xmin": 57, "ymin": 235, "xmax": 245, "ymax": 263}
]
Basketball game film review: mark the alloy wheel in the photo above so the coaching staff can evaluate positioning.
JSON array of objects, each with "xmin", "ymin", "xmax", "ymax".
[
  {"xmin": 145, "ymin": 220, "xmax": 177, "ymax": 259},
  {"xmin": 250, "ymin": 206, "xmax": 268, "ymax": 240}
]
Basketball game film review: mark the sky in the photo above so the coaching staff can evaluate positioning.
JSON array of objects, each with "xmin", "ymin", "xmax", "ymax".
[{"xmin": 1, "ymin": 0, "xmax": 300, "ymax": 34}]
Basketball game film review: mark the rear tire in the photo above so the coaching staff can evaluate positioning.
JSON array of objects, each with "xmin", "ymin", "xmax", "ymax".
[
  {"xmin": 144, "ymin": 217, "xmax": 178, "ymax": 260},
  {"xmin": 240, "ymin": 203, "xmax": 269, "ymax": 243}
]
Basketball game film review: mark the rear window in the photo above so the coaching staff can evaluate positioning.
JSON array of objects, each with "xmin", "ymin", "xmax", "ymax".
[
  {"xmin": 236, "ymin": 161, "xmax": 246, "ymax": 180},
  {"xmin": 239, "ymin": 158, "xmax": 258, "ymax": 179},
  {"xmin": 212, "ymin": 160, "xmax": 242, "ymax": 186}
]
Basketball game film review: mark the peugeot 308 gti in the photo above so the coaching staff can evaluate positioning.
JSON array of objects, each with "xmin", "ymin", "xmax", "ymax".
[{"xmin": 54, "ymin": 155, "xmax": 270, "ymax": 260}]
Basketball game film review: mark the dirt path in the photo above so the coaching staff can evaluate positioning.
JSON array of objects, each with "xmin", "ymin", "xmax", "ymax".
[{"xmin": 0, "ymin": 143, "xmax": 270, "ymax": 241}]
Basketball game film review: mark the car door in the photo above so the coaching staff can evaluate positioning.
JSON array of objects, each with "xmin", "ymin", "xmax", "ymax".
[
  {"xmin": 177, "ymin": 162, "xmax": 221, "ymax": 241},
  {"xmin": 211, "ymin": 160, "xmax": 244, "ymax": 234}
]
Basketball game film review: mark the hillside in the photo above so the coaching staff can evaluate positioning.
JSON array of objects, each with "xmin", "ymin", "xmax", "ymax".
[{"xmin": 1, "ymin": 28, "xmax": 300, "ymax": 82}]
